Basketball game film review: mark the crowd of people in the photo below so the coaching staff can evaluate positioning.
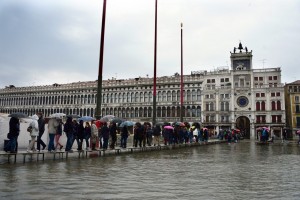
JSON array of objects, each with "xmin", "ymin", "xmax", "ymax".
[{"xmin": 4, "ymin": 113, "xmax": 244, "ymax": 154}]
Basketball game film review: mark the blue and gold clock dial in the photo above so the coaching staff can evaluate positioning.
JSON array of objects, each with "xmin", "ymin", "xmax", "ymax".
[{"xmin": 237, "ymin": 96, "xmax": 249, "ymax": 107}]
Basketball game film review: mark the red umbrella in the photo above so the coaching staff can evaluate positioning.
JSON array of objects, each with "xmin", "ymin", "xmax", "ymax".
[
  {"xmin": 235, "ymin": 129, "xmax": 241, "ymax": 132},
  {"xmin": 203, "ymin": 127, "xmax": 208, "ymax": 130}
]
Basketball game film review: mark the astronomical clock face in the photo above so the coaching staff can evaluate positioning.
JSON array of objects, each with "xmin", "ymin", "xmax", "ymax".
[
  {"xmin": 237, "ymin": 96, "xmax": 249, "ymax": 107},
  {"xmin": 233, "ymin": 59, "xmax": 250, "ymax": 70}
]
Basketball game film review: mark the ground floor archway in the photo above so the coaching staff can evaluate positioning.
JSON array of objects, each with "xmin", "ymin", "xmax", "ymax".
[{"xmin": 236, "ymin": 116, "xmax": 250, "ymax": 139}]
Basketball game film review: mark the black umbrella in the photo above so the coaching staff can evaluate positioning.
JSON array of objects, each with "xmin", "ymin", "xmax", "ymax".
[
  {"xmin": 111, "ymin": 117, "xmax": 124, "ymax": 124},
  {"xmin": 192, "ymin": 122, "xmax": 201, "ymax": 129},
  {"xmin": 8, "ymin": 112, "xmax": 28, "ymax": 118},
  {"xmin": 66, "ymin": 114, "xmax": 81, "ymax": 118}
]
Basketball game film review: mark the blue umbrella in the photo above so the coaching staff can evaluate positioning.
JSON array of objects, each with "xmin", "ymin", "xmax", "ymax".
[
  {"xmin": 8, "ymin": 112, "xmax": 28, "ymax": 118},
  {"xmin": 119, "ymin": 121, "xmax": 134, "ymax": 127},
  {"xmin": 78, "ymin": 116, "xmax": 95, "ymax": 122}
]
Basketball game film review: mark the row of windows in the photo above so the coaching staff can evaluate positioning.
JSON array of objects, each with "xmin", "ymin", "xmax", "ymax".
[
  {"xmin": 203, "ymin": 115, "xmax": 282, "ymax": 123},
  {"xmin": 254, "ymin": 76, "xmax": 278, "ymax": 81},
  {"xmin": 0, "ymin": 89, "xmax": 202, "ymax": 106},
  {"xmin": 0, "ymin": 105, "xmax": 201, "ymax": 119},
  {"xmin": 103, "ymin": 90, "xmax": 201, "ymax": 104},
  {"xmin": 256, "ymin": 115, "xmax": 282, "ymax": 123},
  {"xmin": 256, "ymin": 101, "xmax": 282, "ymax": 111}
]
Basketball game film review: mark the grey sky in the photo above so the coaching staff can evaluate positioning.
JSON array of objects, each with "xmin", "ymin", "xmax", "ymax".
[{"xmin": 0, "ymin": 0, "xmax": 299, "ymax": 88}]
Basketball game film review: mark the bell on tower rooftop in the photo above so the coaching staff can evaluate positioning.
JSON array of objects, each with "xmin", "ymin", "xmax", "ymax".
[{"xmin": 238, "ymin": 42, "xmax": 243, "ymax": 52}]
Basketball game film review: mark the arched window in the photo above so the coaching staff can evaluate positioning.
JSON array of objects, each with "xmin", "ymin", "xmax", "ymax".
[
  {"xmin": 271, "ymin": 101, "xmax": 276, "ymax": 110},
  {"xmin": 172, "ymin": 91, "xmax": 176, "ymax": 101},
  {"xmin": 177, "ymin": 90, "xmax": 180, "ymax": 101},
  {"xmin": 167, "ymin": 91, "xmax": 171, "ymax": 101},
  {"xmin": 162, "ymin": 91, "xmax": 167, "ymax": 102},
  {"xmin": 197, "ymin": 89, "xmax": 201, "ymax": 101},
  {"xmin": 162, "ymin": 106, "xmax": 166, "ymax": 117},
  {"xmin": 140, "ymin": 92, "xmax": 143, "ymax": 102},
  {"xmin": 135, "ymin": 92, "xmax": 139, "ymax": 102},
  {"xmin": 277, "ymin": 101, "xmax": 281, "ymax": 110},
  {"xmin": 256, "ymin": 102, "xmax": 260, "ymax": 111},
  {"xmin": 261, "ymin": 101, "xmax": 266, "ymax": 111},
  {"xmin": 187, "ymin": 90, "xmax": 191, "ymax": 101},
  {"xmin": 158, "ymin": 91, "xmax": 162, "ymax": 102}
]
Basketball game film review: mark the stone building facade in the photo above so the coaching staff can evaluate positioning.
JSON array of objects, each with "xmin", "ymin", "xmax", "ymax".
[
  {"xmin": 0, "ymin": 43, "xmax": 286, "ymax": 139},
  {"xmin": 284, "ymin": 80, "xmax": 300, "ymax": 138}
]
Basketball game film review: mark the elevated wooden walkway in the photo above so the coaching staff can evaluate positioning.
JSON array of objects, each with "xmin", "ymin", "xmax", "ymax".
[{"xmin": 0, "ymin": 140, "xmax": 227, "ymax": 164}]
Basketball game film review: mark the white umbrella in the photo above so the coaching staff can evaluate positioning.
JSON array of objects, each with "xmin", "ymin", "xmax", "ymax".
[{"xmin": 49, "ymin": 113, "xmax": 66, "ymax": 118}]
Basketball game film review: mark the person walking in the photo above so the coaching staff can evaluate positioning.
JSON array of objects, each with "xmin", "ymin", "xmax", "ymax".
[
  {"xmin": 37, "ymin": 112, "xmax": 46, "ymax": 151},
  {"xmin": 48, "ymin": 117, "xmax": 59, "ymax": 152},
  {"xmin": 84, "ymin": 122, "xmax": 91, "ymax": 150},
  {"xmin": 153, "ymin": 124, "xmax": 161, "ymax": 146},
  {"xmin": 146, "ymin": 124, "xmax": 153, "ymax": 146},
  {"xmin": 55, "ymin": 119, "xmax": 64, "ymax": 151},
  {"xmin": 121, "ymin": 125, "xmax": 129, "ymax": 148},
  {"xmin": 77, "ymin": 120, "xmax": 85, "ymax": 150},
  {"xmin": 91, "ymin": 120, "xmax": 98, "ymax": 150},
  {"xmin": 109, "ymin": 122, "xmax": 117, "ymax": 149},
  {"xmin": 4, "ymin": 117, "xmax": 20, "ymax": 153},
  {"xmin": 64, "ymin": 116, "xmax": 74, "ymax": 152},
  {"xmin": 72, "ymin": 120, "xmax": 80, "ymax": 150},
  {"xmin": 27, "ymin": 114, "xmax": 39, "ymax": 152},
  {"xmin": 101, "ymin": 122, "xmax": 109, "ymax": 150}
]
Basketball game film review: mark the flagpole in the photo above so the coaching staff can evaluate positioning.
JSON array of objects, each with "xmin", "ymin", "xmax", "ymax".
[
  {"xmin": 95, "ymin": 0, "xmax": 107, "ymax": 119},
  {"xmin": 152, "ymin": 0, "xmax": 157, "ymax": 126},
  {"xmin": 180, "ymin": 23, "xmax": 184, "ymax": 122}
]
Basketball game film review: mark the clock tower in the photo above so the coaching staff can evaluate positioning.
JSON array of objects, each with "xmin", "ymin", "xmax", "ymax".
[{"xmin": 230, "ymin": 42, "xmax": 253, "ymax": 137}]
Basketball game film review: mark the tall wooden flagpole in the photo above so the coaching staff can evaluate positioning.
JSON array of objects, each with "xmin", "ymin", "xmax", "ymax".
[
  {"xmin": 95, "ymin": 0, "xmax": 107, "ymax": 119},
  {"xmin": 152, "ymin": 0, "xmax": 158, "ymax": 126},
  {"xmin": 180, "ymin": 23, "xmax": 184, "ymax": 122}
]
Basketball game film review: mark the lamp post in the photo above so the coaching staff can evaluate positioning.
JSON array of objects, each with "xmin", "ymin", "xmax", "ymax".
[
  {"xmin": 95, "ymin": 0, "xmax": 107, "ymax": 119},
  {"xmin": 152, "ymin": 0, "xmax": 158, "ymax": 126}
]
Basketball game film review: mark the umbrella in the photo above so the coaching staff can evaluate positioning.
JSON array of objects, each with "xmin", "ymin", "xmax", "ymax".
[
  {"xmin": 163, "ymin": 125, "xmax": 174, "ymax": 130},
  {"xmin": 119, "ymin": 121, "xmax": 134, "ymax": 127},
  {"xmin": 66, "ymin": 114, "xmax": 81, "ymax": 118},
  {"xmin": 8, "ymin": 112, "xmax": 28, "ymax": 118},
  {"xmin": 184, "ymin": 122, "xmax": 190, "ymax": 128},
  {"xmin": 100, "ymin": 115, "xmax": 115, "ymax": 122},
  {"xmin": 235, "ymin": 129, "xmax": 241, "ymax": 132},
  {"xmin": 95, "ymin": 120, "xmax": 103, "ymax": 128},
  {"xmin": 111, "ymin": 117, "xmax": 124, "ymax": 124},
  {"xmin": 192, "ymin": 122, "xmax": 201, "ymax": 129},
  {"xmin": 297, "ymin": 130, "xmax": 300, "ymax": 134},
  {"xmin": 202, "ymin": 127, "xmax": 208, "ymax": 130},
  {"xmin": 49, "ymin": 113, "xmax": 66, "ymax": 118},
  {"xmin": 78, "ymin": 116, "xmax": 95, "ymax": 122},
  {"xmin": 173, "ymin": 122, "xmax": 185, "ymax": 126}
]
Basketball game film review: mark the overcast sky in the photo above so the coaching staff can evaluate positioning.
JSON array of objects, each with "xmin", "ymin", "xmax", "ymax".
[{"xmin": 0, "ymin": 0, "xmax": 299, "ymax": 88}]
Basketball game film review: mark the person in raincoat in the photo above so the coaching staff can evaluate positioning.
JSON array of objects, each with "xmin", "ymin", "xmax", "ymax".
[
  {"xmin": 64, "ymin": 116, "xmax": 74, "ymax": 152},
  {"xmin": 91, "ymin": 120, "xmax": 98, "ymax": 150},
  {"xmin": 4, "ymin": 117, "xmax": 20, "ymax": 153},
  {"xmin": 48, "ymin": 117, "xmax": 59, "ymax": 152},
  {"xmin": 27, "ymin": 114, "xmax": 39, "ymax": 152}
]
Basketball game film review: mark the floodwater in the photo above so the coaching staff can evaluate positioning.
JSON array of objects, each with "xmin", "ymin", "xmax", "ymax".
[{"xmin": 0, "ymin": 141, "xmax": 299, "ymax": 200}]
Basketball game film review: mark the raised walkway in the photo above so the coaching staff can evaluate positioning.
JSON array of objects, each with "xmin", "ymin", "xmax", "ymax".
[{"xmin": 0, "ymin": 139, "xmax": 226, "ymax": 164}]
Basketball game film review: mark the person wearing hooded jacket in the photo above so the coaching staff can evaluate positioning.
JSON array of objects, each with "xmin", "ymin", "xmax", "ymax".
[
  {"xmin": 27, "ymin": 114, "xmax": 39, "ymax": 152},
  {"xmin": 48, "ymin": 117, "xmax": 59, "ymax": 152},
  {"xmin": 4, "ymin": 117, "xmax": 20, "ymax": 153}
]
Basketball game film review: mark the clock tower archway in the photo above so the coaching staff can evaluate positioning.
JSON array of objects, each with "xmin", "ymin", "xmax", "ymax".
[{"xmin": 236, "ymin": 116, "xmax": 250, "ymax": 139}]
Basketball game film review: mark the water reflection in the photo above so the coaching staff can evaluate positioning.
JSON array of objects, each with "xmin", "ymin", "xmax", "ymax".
[{"xmin": 0, "ymin": 141, "xmax": 299, "ymax": 200}]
